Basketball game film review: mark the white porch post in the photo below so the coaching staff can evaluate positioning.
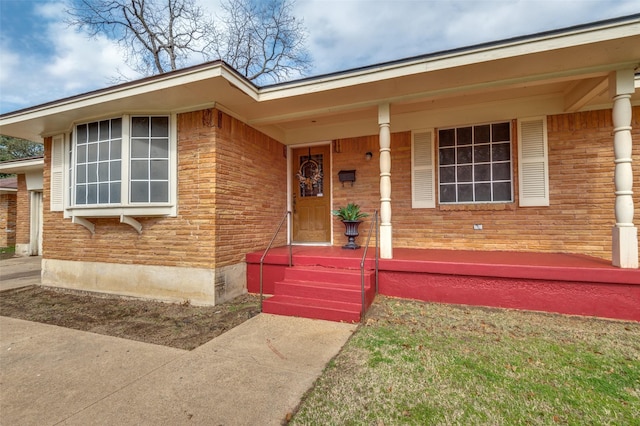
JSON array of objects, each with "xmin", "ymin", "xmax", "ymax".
[
  {"xmin": 379, "ymin": 103, "xmax": 393, "ymax": 259},
  {"xmin": 610, "ymin": 69, "xmax": 638, "ymax": 268}
]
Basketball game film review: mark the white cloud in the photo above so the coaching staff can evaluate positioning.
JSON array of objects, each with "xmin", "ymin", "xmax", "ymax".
[
  {"xmin": 295, "ymin": 0, "xmax": 640, "ymax": 75},
  {"xmin": 1, "ymin": 0, "xmax": 638, "ymax": 114}
]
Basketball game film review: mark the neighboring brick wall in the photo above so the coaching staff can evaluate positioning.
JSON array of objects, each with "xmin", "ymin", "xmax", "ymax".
[
  {"xmin": 43, "ymin": 109, "xmax": 286, "ymax": 269},
  {"xmin": 15, "ymin": 175, "xmax": 30, "ymax": 247},
  {"xmin": 332, "ymin": 107, "xmax": 640, "ymax": 261},
  {"xmin": 0, "ymin": 192, "xmax": 17, "ymax": 247}
]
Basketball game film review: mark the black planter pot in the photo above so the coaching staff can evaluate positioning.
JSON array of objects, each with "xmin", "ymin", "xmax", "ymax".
[{"xmin": 341, "ymin": 220, "xmax": 362, "ymax": 249}]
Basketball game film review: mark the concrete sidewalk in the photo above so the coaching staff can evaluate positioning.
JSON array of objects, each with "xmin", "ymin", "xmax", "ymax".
[
  {"xmin": 0, "ymin": 313, "xmax": 356, "ymax": 425},
  {"xmin": 0, "ymin": 256, "xmax": 42, "ymax": 291}
]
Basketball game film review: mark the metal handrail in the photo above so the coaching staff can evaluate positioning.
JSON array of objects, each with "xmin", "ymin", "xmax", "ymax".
[
  {"xmin": 360, "ymin": 210, "xmax": 379, "ymax": 322},
  {"xmin": 260, "ymin": 211, "xmax": 292, "ymax": 311}
]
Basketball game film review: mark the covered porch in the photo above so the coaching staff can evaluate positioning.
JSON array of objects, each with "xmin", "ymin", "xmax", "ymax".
[{"xmin": 246, "ymin": 246, "xmax": 640, "ymax": 322}]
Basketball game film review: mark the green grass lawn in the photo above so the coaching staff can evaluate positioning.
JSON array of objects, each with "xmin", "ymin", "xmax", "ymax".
[{"xmin": 292, "ymin": 296, "xmax": 640, "ymax": 425}]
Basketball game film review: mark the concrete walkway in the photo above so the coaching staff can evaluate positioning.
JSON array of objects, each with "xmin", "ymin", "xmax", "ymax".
[
  {"xmin": 0, "ymin": 256, "xmax": 42, "ymax": 291},
  {"xmin": 0, "ymin": 256, "xmax": 357, "ymax": 425}
]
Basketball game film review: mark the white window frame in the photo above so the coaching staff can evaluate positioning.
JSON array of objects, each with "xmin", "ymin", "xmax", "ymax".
[
  {"xmin": 53, "ymin": 113, "xmax": 178, "ymax": 219},
  {"xmin": 437, "ymin": 121, "xmax": 514, "ymax": 205}
]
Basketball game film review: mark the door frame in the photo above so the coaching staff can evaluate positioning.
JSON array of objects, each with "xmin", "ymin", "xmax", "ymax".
[
  {"xmin": 287, "ymin": 141, "xmax": 333, "ymax": 245},
  {"xmin": 29, "ymin": 190, "xmax": 43, "ymax": 256}
]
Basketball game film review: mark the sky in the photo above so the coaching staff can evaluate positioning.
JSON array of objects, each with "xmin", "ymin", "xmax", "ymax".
[{"xmin": 0, "ymin": 0, "xmax": 638, "ymax": 115}]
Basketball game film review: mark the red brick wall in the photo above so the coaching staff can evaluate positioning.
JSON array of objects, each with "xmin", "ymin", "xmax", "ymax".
[
  {"xmin": 43, "ymin": 109, "xmax": 286, "ymax": 268},
  {"xmin": 212, "ymin": 112, "xmax": 288, "ymax": 266},
  {"xmin": 0, "ymin": 192, "xmax": 17, "ymax": 247},
  {"xmin": 15, "ymin": 175, "xmax": 30, "ymax": 247},
  {"xmin": 332, "ymin": 107, "xmax": 640, "ymax": 260}
]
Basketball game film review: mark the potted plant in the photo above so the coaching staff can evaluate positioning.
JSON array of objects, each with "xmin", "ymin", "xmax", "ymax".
[{"xmin": 332, "ymin": 203, "xmax": 369, "ymax": 249}]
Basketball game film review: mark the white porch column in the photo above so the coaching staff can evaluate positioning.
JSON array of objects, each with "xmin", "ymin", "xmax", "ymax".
[
  {"xmin": 379, "ymin": 103, "xmax": 393, "ymax": 259},
  {"xmin": 610, "ymin": 69, "xmax": 638, "ymax": 268}
]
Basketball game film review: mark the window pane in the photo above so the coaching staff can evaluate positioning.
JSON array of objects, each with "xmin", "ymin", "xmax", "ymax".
[
  {"xmin": 439, "ymin": 148, "xmax": 455, "ymax": 165},
  {"xmin": 110, "ymin": 160, "xmax": 121, "ymax": 180},
  {"xmin": 131, "ymin": 160, "xmax": 148, "ymax": 179},
  {"xmin": 77, "ymin": 145, "xmax": 87, "ymax": 162},
  {"xmin": 88, "ymin": 143, "xmax": 98, "ymax": 162},
  {"xmin": 111, "ymin": 183, "xmax": 121, "ymax": 203},
  {"xmin": 474, "ymin": 145, "xmax": 490, "ymax": 162},
  {"xmin": 475, "ymin": 183, "xmax": 492, "ymax": 201},
  {"xmin": 440, "ymin": 166, "xmax": 455, "ymax": 183},
  {"xmin": 150, "ymin": 181, "xmax": 168, "ymax": 202},
  {"xmin": 492, "ymin": 143, "xmax": 511, "ymax": 161},
  {"xmin": 457, "ymin": 146, "xmax": 472, "ymax": 164},
  {"xmin": 111, "ymin": 118, "xmax": 122, "ymax": 139},
  {"xmin": 99, "ymin": 120, "xmax": 110, "ymax": 141},
  {"xmin": 439, "ymin": 129, "xmax": 455, "ymax": 147},
  {"xmin": 458, "ymin": 184, "xmax": 473, "ymax": 202},
  {"xmin": 456, "ymin": 127, "xmax": 472, "ymax": 145},
  {"xmin": 474, "ymin": 125, "xmax": 490, "ymax": 144},
  {"xmin": 131, "ymin": 181, "xmax": 149, "ymax": 202},
  {"xmin": 151, "ymin": 117, "xmax": 169, "ymax": 137},
  {"xmin": 98, "ymin": 162, "xmax": 109, "ymax": 181},
  {"xmin": 111, "ymin": 139, "xmax": 122, "ymax": 159},
  {"xmin": 88, "ymin": 122, "xmax": 99, "ymax": 142},
  {"xmin": 76, "ymin": 164, "xmax": 87, "ymax": 184},
  {"xmin": 150, "ymin": 160, "xmax": 168, "ymax": 180},
  {"xmin": 87, "ymin": 184, "xmax": 98, "ymax": 204},
  {"xmin": 131, "ymin": 139, "xmax": 149, "ymax": 158},
  {"xmin": 474, "ymin": 164, "xmax": 491, "ymax": 182},
  {"xmin": 492, "ymin": 122, "xmax": 510, "ymax": 141},
  {"xmin": 77, "ymin": 125, "xmax": 87, "ymax": 144},
  {"xmin": 440, "ymin": 184, "xmax": 456, "ymax": 203},
  {"xmin": 150, "ymin": 139, "xmax": 168, "ymax": 158},
  {"xmin": 131, "ymin": 116, "xmax": 150, "ymax": 137},
  {"xmin": 457, "ymin": 165, "xmax": 472, "ymax": 182},
  {"xmin": 87, "ymin": 164, "xmax": 97, "ymax": 183},
  {"xmin": 493, "ymin": 162, "xmax": 511, "ymax": 181},
  {"xmin": 76, "ymin": 185, "xmax": 86, "ymax": 204},
  {"xmin": 99, "ymin": 183, "xmax": 110, "ymax": 204},
  {"xmin": 99, "ymin": 142, "xmax": 109, "ymax": 161},
  {"xmin": 493, "ymin": 182, "xmax": 512, "ymax": 201}
]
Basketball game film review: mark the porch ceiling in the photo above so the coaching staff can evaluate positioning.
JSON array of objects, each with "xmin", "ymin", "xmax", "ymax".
[
  {"xmin": 246, "ymin": 33, "xmax": 640, "ymax": 144},
  {"xmin": 1, "ymin": 15, "xmax": 638, "ymax": 144}
]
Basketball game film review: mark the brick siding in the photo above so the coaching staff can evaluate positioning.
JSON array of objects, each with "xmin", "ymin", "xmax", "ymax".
[
  {"xmin": 332, "ymin": 107, "xmax": 640, "ymax": 260},
  {"xmin": 0, "ymin": 192, "xmax": 17, "ymax": 247},
  {"xmin": 43, "ymin": 109, "xmax": 286, "ymax": 268},
  {"xmin": 15, "ymin": 175, "xmax": 30, "ymax": 247}
]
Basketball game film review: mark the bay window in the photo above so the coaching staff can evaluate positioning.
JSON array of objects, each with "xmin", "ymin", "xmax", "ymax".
[{"xmin": 51, "ymin": 114, "xmax": 177, "ymax": 218}]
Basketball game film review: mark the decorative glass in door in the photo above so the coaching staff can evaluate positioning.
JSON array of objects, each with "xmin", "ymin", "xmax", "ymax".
[{"xmin": 296, "ymin": 153, "xmax": 324, "ymax": 197}]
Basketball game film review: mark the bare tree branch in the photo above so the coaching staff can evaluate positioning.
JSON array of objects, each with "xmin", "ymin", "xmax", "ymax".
[{"xmin": 67, "ymin": 0, "xmax": 312, "ymax": 83}]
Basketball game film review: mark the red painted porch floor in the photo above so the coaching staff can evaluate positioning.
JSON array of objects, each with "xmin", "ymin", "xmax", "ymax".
[
  {"xmin": 249, "ymin": 246, "xmax": 640, "ymax": 284},
  {"xmin": 246, "ymin": 246, "xmax": 640, "ymax": 322}
]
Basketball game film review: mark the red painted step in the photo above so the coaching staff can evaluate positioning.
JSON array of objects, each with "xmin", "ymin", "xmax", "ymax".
[
  {"xmin": 262, "ymin": 265, "xmax": 376, "ymax": 323},
  {"xmin": 263, "ymin": 295, "xmax": 363, "ymax": 323}
]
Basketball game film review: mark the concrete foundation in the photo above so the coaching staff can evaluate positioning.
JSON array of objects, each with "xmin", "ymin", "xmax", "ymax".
[{"xmin": 41, "ymin": 259, "xmax": 246, "ymax": 306}]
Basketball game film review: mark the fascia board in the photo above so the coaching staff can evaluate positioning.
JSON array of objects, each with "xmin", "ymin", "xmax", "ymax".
[
  {"xmin": 0, "ymin": 63, "xmax": 258, "ymax": 127},
  {"xmin": 257, "ymin": 19, "xmax": 640, "ymax": 102},
  {"xmin": 0, "ymin": 158, "xmax": 44, "ymax": 174}
]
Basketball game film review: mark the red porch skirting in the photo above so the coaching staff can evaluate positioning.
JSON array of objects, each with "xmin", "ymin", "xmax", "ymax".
[{"xmin": 246, "ymin": 247, "xmax": 640, "ymax": 322}]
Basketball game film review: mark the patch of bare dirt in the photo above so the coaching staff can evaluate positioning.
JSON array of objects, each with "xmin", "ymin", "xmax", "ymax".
[{"xmin": 0, "ymin": 286, "xmax": 260, "ymax": 350}]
